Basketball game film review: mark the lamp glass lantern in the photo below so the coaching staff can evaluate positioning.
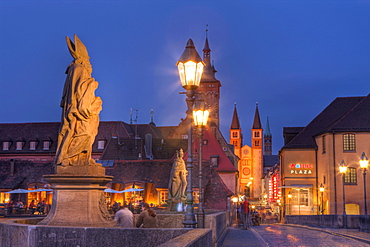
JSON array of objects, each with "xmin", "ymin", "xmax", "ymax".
[
  {"xmin": 176, "ymin": 39, "xmax": 205, "ymax": 91},
  {"xmin": 360, "ymin": 152, "xmax": 369, "ymax": 169},
  {"xmin": 339, "ymin": 160, "xmax": 347, "ymax": 174},
  {"xmin": 193, "ymin": 107, "xmax": 209, "ymax": 127},
  {"xmin": 319, "ymin": 183, "xmax": 325, "ymax": 193}
]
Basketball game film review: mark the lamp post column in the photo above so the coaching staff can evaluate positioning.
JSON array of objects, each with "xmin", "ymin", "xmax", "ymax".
[
  {"xmin": 197, "ymin": 126, "xmax": 205, "ymax": 228},
  {"xmin": 360, "ymin": 152, "xmax": 369, "ymax": 215},
  {"xmin": 339, "ymin": 160, "xmax": 347, "ymax": 228},
  {"xmin": 183, "ymin": 89, "xmax": 197, "ymax": 228},
  {"xmin": 363, "ymin": 168, "xmax": 367, "ymax": 215}
]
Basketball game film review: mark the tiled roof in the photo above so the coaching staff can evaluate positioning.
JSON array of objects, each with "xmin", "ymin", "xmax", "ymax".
[
  {"xmin": 263, "ymin": 155, "xmax": 279, "ymax": 167},
  {"xmin": 283, "ymin": 96, "xmax": 366, "ymax": 149}
]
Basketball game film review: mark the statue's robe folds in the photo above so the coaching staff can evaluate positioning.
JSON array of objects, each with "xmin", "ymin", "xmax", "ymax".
[{"xmin": 55, "ymin": 63, "xmax": 102, "ymax": 166}]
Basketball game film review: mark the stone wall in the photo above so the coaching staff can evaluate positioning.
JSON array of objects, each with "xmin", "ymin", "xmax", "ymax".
[
  {"xmin": 158, "ymin": 229, "xmax": 212, "ymax": 247},
  {"xmin": 0, "ymin": 212, "xmax": 228, "ymax": 247},
  {"xmin": 284, "ymin": 215, "xmax": 360, "ymax": 229},
  {"xmin": 0, "ymin": 218, "xmax": 190, "ymax": 247},
  {"xmin": 359, "ymin": 215, "xmax": 370, "ymax": 233}
]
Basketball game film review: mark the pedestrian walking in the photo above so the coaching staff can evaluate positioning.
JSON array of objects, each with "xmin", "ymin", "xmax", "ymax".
[{"xmin": 242, "ymin": 199, "xmax": 251, "ymax": 229}]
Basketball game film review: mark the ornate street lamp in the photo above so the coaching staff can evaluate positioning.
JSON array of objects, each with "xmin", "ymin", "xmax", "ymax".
[
  {"xmin": 359, "ymin": 152, "xmax": 369, "ymax": 215},
  {"xmin": 287, "ymin": 192, "xmax": 292, "ymax": 215},
  {"xmin": 339, "ymin": 160, "xmax": 347, "ymax": 228},
  {"xmin": 319, "ymin": 183, "xmax": 325, "ymax": 214},
  {"xmin": 177, "ymin": 39, "xmax": 205, "ymax": 228},
  {"xmin": 193, "ymin": 97, "xmax": 209, "ymax": 228}
]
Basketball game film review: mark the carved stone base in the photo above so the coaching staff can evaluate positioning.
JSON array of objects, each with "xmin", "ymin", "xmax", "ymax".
[{"xmin": 38, "ymin": 167, "xmax": 114, "ymax": 227}]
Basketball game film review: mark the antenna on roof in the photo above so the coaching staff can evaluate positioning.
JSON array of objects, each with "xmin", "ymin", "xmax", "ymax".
[
  {"xmin": 150, "ymin": 109, "xmax": 154, "ymax": 123},
  {"xmin": 130, "ymin": 108, "xmax": 139, "ymax": 124},
  {"xmin": 130, "ymin": 108, "xmax": 133, "ymax": 124}
]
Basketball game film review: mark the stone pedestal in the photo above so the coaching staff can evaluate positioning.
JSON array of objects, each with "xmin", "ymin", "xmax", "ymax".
[{"xmin": 38, "ymin": 165, "xmax": 115, "ymax": 227}]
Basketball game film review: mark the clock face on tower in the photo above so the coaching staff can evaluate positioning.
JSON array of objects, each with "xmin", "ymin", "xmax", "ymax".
[
  {"xmin": 243, "ymin": 149, "xmax": 249, "ymax": 155},
  {"xmin": 243, "ymin": 168, "xmax": 250, "ymax": 176}
]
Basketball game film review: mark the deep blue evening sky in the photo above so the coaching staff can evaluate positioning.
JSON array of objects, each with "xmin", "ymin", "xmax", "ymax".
[{"xmin": 1, "ymin": 1, "xmax": 370, "ymax": 154}]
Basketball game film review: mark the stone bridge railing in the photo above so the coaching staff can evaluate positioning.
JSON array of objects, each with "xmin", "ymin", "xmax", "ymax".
[{"xmin": 284, "ymin": 215, "xmax": 370, "ymax": 232}]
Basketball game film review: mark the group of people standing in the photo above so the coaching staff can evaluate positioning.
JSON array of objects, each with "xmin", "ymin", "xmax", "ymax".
[
  {"xmin": 114, "ymin": 202, "xmax": 158, "ymax": 228},
  {"xmin": 237, "ymin": 200, "xmax": 261, "ymax": 229}
]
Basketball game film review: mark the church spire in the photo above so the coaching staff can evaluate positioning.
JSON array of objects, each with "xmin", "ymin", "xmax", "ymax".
[
  {"xmin": 252, "ymin": 103, "xmax": 262, "ymax": 129},
  {"xmin": 230, "ymin": 103, "xmax": 241, "ymax": 129},
  {"xmin": 265, "ymin": 117, "xmax": 272, "ymax": 137},
  {"xmin": 264, "ymin": 117, "xmax": 272, "ymax": 155}
]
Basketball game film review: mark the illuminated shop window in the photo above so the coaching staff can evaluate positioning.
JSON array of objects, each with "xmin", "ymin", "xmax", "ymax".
[
  {"xmin": 344, "ymin": 167, "xmax": 357, "ymax": 184},
  {"xmin": 343, "ymin": 134, "xmax": 355, "ymax": 151},
  {"xmin": 160, "ymin": 191, "xmax": 168, "ymax": 204}
]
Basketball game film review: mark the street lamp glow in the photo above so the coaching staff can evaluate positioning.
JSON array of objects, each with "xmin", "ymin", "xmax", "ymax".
[
  {"xmin": 193, "ymin": 109, "xmax": 209, "ymax": 127},
  {"xmin": 231, "ymin": 197, "xmax": 238, "ymax": 203},
  {"xmin": 339, "ymin": 160, "xmax": 347, "ymax": 174},
  {"xmin": 359, "ymin": 152, "xmax": 369, "ymax": 169},
  {"xmin": 319, "ymin": 183, "xmax": 325, "ymax": 193},
  {"xmin": 176, "ymin": 39, "xmax": 204, "ymax": 90}
]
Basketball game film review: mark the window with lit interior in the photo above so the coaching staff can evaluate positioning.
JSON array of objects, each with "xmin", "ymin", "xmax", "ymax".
[
  {"xmin": 343, "ymin": 134, "xmax": 355, "ymax": 151},
  {"xmin": 344, "ymin": 167, "xmax": 357, "ymax": 184}
]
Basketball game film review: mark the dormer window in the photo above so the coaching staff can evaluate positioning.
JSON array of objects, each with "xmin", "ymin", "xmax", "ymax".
[
  {"xmin": 98, "ymin": 140, "xmax": 105, "ymax": 150},
  {"xmin": 30, "ymin": 141, "xmax": 36, "ymax": 150},
  {"xmin": 16, "ymin": 141, "xmax": 23, "ymax": 150},
  {"xmin": 43, "ymin": 141, "xmax": 51, "ymax": 150},
  {"xmin": 2, "ymin": 141, "xmax": 10, "ymax": 151}
]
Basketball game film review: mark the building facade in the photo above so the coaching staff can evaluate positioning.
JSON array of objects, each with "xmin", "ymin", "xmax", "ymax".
[
  {"xmin": 280, "ymin": 95, "xmax": 370, "ymax": 215},
  {"xmin": 229, "ymin": 103, "xmax": 264, "ymax": 200}
]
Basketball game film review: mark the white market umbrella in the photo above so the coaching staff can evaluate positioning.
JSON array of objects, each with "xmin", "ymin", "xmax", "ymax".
[
  {"xmin": 122, "ymin": 188, "xmax": 144, "ymax": 192},
  {"xmin": 32, "ymin": 189, "xmax": 53, "ymax": 192},
  {"xmin": 104, "ymin": 188, "xmax": 122, "ymax": 193},
  {"xmin": 5, "ymin": 189, "xmax": 30, "ymax": 193}
]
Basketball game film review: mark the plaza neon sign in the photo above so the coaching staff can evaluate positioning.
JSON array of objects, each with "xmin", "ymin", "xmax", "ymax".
[{"xmin": 289, "ymin": 163, "xmax": 313, "ymax": 175}]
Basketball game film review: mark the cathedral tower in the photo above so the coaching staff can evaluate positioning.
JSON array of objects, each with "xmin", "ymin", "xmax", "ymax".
[
  {"xmin": 230, "ymin": 103, "xmax": 242, "ymax": 158},
  {"xmin": 196, "ymin": 31, "xmax": 221, "ymax": 127},
  {"xmin": 264, "ymin": 117, "xmax": 272, "ymax": 155},
  {"xmin": 251, "ymin": 103, "xmax": 263, "ymax": 198}
]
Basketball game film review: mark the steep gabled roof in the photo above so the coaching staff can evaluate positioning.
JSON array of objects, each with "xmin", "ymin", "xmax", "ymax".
[
  {"xmin": 190, "ymin": 128, "xmax": 238, "ymax": 173},
  {"xmin": 252, "ymin": 104, "xmax": 262, "ymax": 129},
  {"xmin": 283, "ymin": 96, "xmax": 366, "ymax": 149},
  {"xmin": 230, "ymin": 103, "xmax": 241, "ymax": 129}
]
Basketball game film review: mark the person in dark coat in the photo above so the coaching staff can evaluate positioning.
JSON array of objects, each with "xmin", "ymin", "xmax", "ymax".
[{"xmin": 135, "ymin": 203, "xmax": 158, "ymax": 228}]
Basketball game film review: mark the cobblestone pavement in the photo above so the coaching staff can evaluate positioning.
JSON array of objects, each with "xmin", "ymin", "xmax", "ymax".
[{"xmin": 221, "ymin": 224, "xmax": 370, "ymax": 247}]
